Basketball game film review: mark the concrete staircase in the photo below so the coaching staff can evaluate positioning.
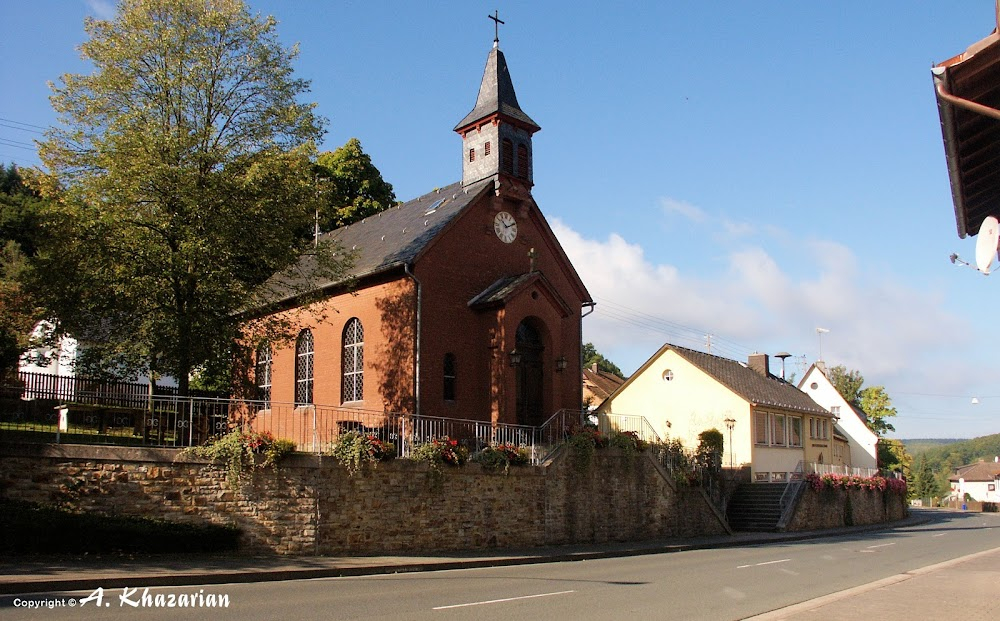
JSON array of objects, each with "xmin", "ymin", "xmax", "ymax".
[{"xmin": 727, "ymin": 483, "xmax": 785, "ymax": 532}]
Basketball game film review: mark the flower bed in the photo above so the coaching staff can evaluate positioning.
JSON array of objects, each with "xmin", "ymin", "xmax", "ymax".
[{"xmin": 806, "ymin": 472, "xmax": 907, "ymax": 495}]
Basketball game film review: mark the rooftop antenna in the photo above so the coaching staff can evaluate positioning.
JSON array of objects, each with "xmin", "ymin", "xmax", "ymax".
[
  {"xmin": 815, "ymin": 327, "xmax": 829, "ymax": 362},
  {"xmin": 775, "ymin": 352, "xmax": 792, "ymax": 380},
  {"xmin": 975, "ymin": 215, "xmax": 1000, "ymax": 275}
]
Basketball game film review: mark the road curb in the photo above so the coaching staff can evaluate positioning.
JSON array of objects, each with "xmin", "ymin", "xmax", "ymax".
[{"xmin": 0, "ymin": 514, "xmax": 933, "ymax": 595}]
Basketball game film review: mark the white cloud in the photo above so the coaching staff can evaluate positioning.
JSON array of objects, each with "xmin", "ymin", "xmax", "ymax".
[
  {"xmin": 660, "ymin": 198, "xmax": 706, "ymax": 223},
  {"xmin": 550, "ymin": 214, "xmax": 974, "ymax": 435},
  {"xmin": 85, "ymin": 0, "xmax": 117, "ymax": 20}
]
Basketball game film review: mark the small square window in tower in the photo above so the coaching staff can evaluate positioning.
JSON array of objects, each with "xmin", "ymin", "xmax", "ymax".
[
  {"xmin": 469, "ymin": 148, "xmax": 475, "ymax": 162},
  {"xmin": 484, "ymin": 141, "xmax": 491, "ymax": 156}
]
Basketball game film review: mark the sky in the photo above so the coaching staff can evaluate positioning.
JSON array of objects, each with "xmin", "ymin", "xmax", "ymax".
[{"xmin": 2, "ymin": 1, "xmax": 999, "ymax": 440}]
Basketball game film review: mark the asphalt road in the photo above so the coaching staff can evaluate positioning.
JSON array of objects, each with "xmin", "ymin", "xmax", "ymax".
[{"xmin": 6, "ymin": 511, "xmax": 999, "ymax": 621}]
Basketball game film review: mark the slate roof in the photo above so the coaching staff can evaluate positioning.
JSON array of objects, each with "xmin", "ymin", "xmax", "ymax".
[
  {"xmin": 949, "ymin": 460, "xmax": 1000, "ymax": 482},
  {"xmin": 660, "ymin": 344, "xmax": 830, "ymax": 415},
  {"xmin": 264, "ymin": 179, "xmax": 491, "ymax": 306},
  {"xmin": 454, "ymin": 45, "xmax": 540, "ymax": 132}
]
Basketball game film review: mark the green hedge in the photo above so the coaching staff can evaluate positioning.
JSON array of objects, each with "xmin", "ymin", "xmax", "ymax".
[{"xmin": 0, "ymin": 499, "xmax": 240, "ymax": 554}]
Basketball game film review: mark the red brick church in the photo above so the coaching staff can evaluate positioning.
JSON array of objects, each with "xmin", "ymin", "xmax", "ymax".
[{"xmin": 250, "ymin": 37, "xmax": 593, "ymax": 428}]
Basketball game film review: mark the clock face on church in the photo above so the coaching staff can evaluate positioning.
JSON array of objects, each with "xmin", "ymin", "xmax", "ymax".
[{"xmin": 494, "ymin": 211, "xmax": 517, "ymax": 243}]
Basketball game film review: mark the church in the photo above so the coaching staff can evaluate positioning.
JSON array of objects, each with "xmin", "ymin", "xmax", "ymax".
[{"xmin": 249, "ymin": 34, "xmax": 593, "ymax": 430}]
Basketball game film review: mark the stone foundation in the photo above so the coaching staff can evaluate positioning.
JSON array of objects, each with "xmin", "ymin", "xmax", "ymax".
[{"xmin": 0, "ymin": 443, "xmax": 728, "ymax": 555}]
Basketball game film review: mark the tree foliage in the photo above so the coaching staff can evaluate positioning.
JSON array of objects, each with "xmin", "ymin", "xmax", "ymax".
[
  {"xmin": 859, "ymin": 385, "xmax": 897, "ymax": 436},
  {"xmin": 314, "ymin": 138, "xmax": 396, "ymax": 231},
  {"xmin": 827, "ymin": 364, "xmax": 896, "ymax": 438},
  {"xmin": 582, "ymin": 342, "xmax": 625, "ymax": 378},
  {"xmin": 828, "ymin": 365, "xmax": 864, "ymax": 407},
  {"xmin": 0, "ymin": 164, "xmax": 46, "ymax": 376},
  {"xmin": 30, "ymin": 0, "xmax": 346, "ymax": 392}
]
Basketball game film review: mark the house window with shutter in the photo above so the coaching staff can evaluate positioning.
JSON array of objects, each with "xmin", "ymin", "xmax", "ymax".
[{"xmin": 754, "ymin": 411, "xmax": 769, "ymax": 445}]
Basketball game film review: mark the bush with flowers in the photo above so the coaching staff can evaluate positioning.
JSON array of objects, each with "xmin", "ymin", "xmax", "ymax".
[
  {"xmin": 412, "ymin": 436, "xmax": 470, "ymax": 470},
  {"xmin": 183, "ymin": 429, "xmax": 296, "ymax": 489},
  {"xmin": 330, "ymin": 431, "xmax": 396, "ymax": 475},
  {"xmin": 805, "ymin": 472, "xmax": 907, "ymax": 496},
  {"xmin": 472, "ymin": 443, "xmax": 531, "ymax": 474}
]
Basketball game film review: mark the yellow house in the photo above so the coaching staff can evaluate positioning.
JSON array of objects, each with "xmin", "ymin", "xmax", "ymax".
[{"xmin": 597, "ymin": 344, "xmax": 837, "ymax": 483}]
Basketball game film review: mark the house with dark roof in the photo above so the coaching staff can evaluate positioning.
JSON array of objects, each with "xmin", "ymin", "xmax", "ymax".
[
  {"xmin": 949, "ymin": 459, "xmax": 1000, "ymax": 503},
  {"xmin": 245, "ymin": 37, "xmax": 592, "ymax": 429},
  {"xmin": 597, "ymin": 344, "xmax": 837, "ymax": 483},
  {"xmin": 582, "ymin": 363, "xmax": 625, "ymax": 411},
  {"xmin": 798, "ymin": 362, "xmax": 879, "ymax": 473}
]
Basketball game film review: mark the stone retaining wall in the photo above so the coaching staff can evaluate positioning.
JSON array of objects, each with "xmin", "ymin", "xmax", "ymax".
[
  {"xmin": 786, "ymin": 485, "xmax": 908, "ymax": 531},
  {"xmin": 0, "ymin": 443, "xmax": 728, "ymax": 555}
]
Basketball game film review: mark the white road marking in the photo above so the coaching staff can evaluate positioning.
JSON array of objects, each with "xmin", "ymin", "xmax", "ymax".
[
  {"xmin": 737, "ymin": 559, "xmax": 791, "ymax": 569},
  {"xmin": 433, "ymin": 590, "xmax": 576, "ymax": 610},
  {"xmin": 865, "ymin": 543, "xmax": 896, "ymax": 549},
  {"xmin": 932, "ymin": 533, "xmax": 948, "ymax": 538}
]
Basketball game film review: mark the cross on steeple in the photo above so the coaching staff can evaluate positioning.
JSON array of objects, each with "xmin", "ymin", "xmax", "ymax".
[{"xmin": 488, "ymin": 10, "xmax": 504, "ymax": 44}]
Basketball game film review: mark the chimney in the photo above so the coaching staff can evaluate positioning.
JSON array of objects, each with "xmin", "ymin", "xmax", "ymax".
[
  {"xmin": 815, "ymin": 360, "xmax": 827, "ymax": 373},
  {"xmin": 748, "ymin": 353, "xmax": 770, "ymax": 377},
  {"xmin": 591, "ymin": 363, "xmax": 599, "ymax": 374}
]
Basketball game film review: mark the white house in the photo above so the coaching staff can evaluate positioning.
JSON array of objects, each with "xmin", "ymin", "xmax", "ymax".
[
  {"xmin": 798, "ymin": 362, "xmax": 878, "ymax": 472},
  {"xmin": 19, "ymin": 320, "xmax": 176, "ymax": 394},
  {"xmin": 949, "ymin": 459, "xmax": 1000, "ymax": 503}
]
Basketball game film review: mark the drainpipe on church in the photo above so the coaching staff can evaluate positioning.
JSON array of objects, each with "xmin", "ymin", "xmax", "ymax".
[
  {"xmin": 405, "ymin": 263, "xmax": 422, "ymax": 416},
  {"xmin": 580, "ymin": 301, "xmax": 596, "ymax": 425}
]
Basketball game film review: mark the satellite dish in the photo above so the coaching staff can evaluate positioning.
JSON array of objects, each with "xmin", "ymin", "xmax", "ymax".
[{"xmin": 975, "ymin": 216, "xmax": 1000, "ymax": 274}]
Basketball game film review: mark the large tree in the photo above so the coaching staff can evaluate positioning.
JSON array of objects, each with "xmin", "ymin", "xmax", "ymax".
[
  {"xmin": 827, "ymin": 364, "xmax": 897, "ymax": 437},
  {"xmin": 0, "ymin": 164, "xmax": 46, "ymax": 377},
  {"xmin": 827, "ymin": 365, "xmax": 864, "ymax": 406},
  {"xmin": 31, "ymin": 0, "xmax": 345, "ymax": 393},
  {"xmin": 582, "ymin": 342, "xmax": 625, "ymax": 378},
  {"xmin": 314, "ymin": 138, "xmax": 396, "ymax": 231}
]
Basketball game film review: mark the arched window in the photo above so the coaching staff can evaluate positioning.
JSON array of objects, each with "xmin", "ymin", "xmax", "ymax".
[
  {"xmin": 501, "ymin": 138, "xmax": 514, "ymax": 174},
  {"xmin": 443, "ymin": 353, "xmax": 457, "ymax": 401},
  {"xmin": 255, "ymin": 342, "xmax": 272, "ymax": 406},
  {"xmin": 294, "ymin": 330, "xmax": 313, "ymax": 406},
  {"xmin": 342, "ymin": 318, "xmax": 364, "ymax": 403},
  {"xmin": 517, "ymin": 143, "xmax": 529, "ymax": 178}
]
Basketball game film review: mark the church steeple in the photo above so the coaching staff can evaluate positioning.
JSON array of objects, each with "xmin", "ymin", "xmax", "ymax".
[{"xmin": 455, "ymin": 29, "xmax": 540, "ymax": 191}]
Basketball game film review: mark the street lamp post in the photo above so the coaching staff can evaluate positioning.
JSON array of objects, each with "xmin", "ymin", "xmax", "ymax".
[{"xmin": 724, "ymin": 417, "xmax": 736, "ymax": 469}]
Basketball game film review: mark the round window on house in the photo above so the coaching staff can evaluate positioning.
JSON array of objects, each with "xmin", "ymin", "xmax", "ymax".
[
  {"xmin": 810, "ymin": 382, "xmax": 818, "ymax": 390},
  {"xmin": 662, "ymin": 369, "xmax": 674, "ymax": 382}
]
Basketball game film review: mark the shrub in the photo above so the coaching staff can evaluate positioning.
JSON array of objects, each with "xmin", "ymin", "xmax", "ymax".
[
  {"xmin": 183, "ymin": 429, "xmax": 295, "ymax": 488},
  {"xmin": 609, "ymin": 430, "xmax": 648, "ymax": 454},
  {"xmin": 472, "ymin": 443, "xmax": 530, "ymax": 474},
  {"xmin": 329, "ymin": 431, "xmax": 396, "ymax": 475},
  {"xmin": 412, "ymin": 437, "xmax": 469, "ymax": 470}
]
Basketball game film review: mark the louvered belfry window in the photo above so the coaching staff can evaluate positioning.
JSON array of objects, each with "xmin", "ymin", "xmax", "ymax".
[
  {"xmin": 517, "ymin": 143, "xmax": 529, "ymax": 178},
  {"xmin": 295, "ymin": 330, "xmax": 313, "ymax": 406},
  {"xmin": 342, "ymin": 318, "xmax": 364, "ymax": 403},
  {"xmin": 501, "ymin": 138, "xmax": 514, "ymax": 174}
]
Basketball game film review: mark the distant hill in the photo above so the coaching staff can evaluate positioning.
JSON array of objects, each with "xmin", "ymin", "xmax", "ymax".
[
  {"xmin": 901, "ymin": 434, "xmax": 1000, "ymax": 497},
  {"xmin": 902, "ymin": 439, "xmax": 965, "ymax": 455}
]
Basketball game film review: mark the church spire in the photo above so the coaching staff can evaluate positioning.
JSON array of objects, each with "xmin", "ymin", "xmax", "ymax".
[{"xmin": 455, "ymin": 16, "xmax": 540, "ymax": 190}]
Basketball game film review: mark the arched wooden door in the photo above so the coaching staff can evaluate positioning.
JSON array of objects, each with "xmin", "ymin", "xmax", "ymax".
[{"xmin": 515, "ymin": 320, "xmax": 544, "ymax": 427}]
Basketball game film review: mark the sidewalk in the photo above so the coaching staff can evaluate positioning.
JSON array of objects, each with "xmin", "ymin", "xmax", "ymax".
[{"xmin": 1, "ymin": 511, "xmax": 939, "ymax": 596}]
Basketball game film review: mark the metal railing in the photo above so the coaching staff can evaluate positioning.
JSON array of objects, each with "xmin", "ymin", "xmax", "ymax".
[
  {"xmin": 1, "ymin": 386, "xmax": 570, "ymax": 464},
  {"xmin": 591, "ymin": 411, "xmax": 662, "ymax": 444},
  {"xmin": 805, "ymin": 462, "xmax": 880, "ymax": 478}
]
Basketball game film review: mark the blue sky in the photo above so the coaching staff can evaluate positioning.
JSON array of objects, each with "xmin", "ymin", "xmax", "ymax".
[{"xmin": 2, "ymin": 1, "xmax": 998, "ymax": 439}]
